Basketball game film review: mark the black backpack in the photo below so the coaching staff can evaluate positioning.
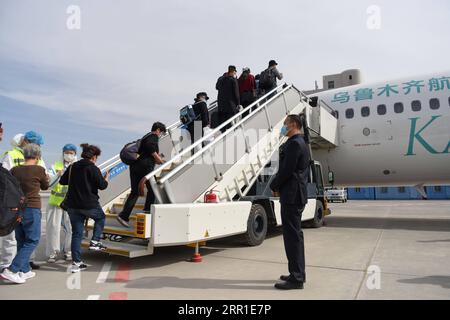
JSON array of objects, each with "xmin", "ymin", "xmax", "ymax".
[
  {"xmin": 259, "ymin": 68, "xmax": 275, "ymax": 90},
  {"xmin": 120, "ymin": 132, "xmax": 153, "ymax": 166},
  {"xmin": 0, "ymin": 165, "xmax": 25, "ymax": 236}
]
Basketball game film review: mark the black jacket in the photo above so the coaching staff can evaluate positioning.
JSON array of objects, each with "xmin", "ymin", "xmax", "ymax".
[
  {"xmin": 188, "ymin": 101, "xmax": 210, "ymax": 128},
  {"xmin": 270, "ymin": 134, "xmax": 310, "ymax": 207},
  {"xmin": 60, "ymin": 159, "xmax": 108, "ymax": 210},
  {"xmin": 216, "ymin": 75, "xmax": 240, "ymax": 115}
]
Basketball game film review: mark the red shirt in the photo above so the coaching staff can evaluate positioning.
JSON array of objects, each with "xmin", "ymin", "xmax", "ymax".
[{"xmin": 238, "ymin": 74, "xmax": 256, "ymax": 94}]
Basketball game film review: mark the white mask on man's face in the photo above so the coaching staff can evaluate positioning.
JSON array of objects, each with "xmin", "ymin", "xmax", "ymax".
[{"xmin": 64, "ymin": 154, "xmax": 76, "ymax": 163}]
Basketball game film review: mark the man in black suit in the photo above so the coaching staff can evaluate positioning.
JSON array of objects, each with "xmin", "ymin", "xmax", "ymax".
[
  {"xmin": 270, "ymin": 115, "xmax": 310, "ymax": 290},
  {"xmin": 216, "ymin": 65, "xmax": 240, "ymax": 133}
]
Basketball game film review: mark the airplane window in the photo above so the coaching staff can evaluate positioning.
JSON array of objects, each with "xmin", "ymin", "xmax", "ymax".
[
  {"xmin": 411, "ymin": 100, "xmax": 422, "ymax": 112},
  {"xmin": 377, "ymin": 104, "xmax": 387, "ymax": 115},
  {"xmin": 361, "ymin": 106, "xmax": 370, "ymax": 117},
  {"xmin": 430, "ymin": 98, "xmax": 440, "ymax": 110},
  {"xmin": 394, "ymin": 102, "xmax": 404, "ymax": 114},
  {"xmin": 345, "ymin": 108, "xmax": 354, "ymax": 119},
  {"xmin": 448, "ymin": 97, "xmax": 450, "ymax": 107}
]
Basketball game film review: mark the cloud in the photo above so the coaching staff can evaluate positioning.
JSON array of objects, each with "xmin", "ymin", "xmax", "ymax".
[{"xmin": 0, "ymin": 0, "xmax": 449, "ymax": 135}]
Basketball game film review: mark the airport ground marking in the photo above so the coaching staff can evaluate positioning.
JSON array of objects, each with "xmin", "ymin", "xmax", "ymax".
[{"xmin": 96, "ymin": 261, "xmax": 112, "ymax": 284}]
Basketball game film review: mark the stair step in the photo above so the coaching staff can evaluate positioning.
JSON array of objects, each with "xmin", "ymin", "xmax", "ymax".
[
  {"xmin": 86, "ymin": 213, "xmax": 151, "ymax": 239},
  {"xmin": 81, "ymin": 239, "xmax": 151, "ymax": 258},
  {"xmin": 112, "ymin": 203, "xmax": 145, "ymax": 209},
  {"xmin": 86, "ymin": 225, "xmax": 138, "ymax": 238},
  {"xmin": 110, "ymin": 203, "xmax": 146, "ymax": 215}
]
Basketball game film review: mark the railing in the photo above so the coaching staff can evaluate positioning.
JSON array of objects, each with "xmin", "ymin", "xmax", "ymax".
[
  {"xmin": 139, "ymin": 83, "xmax": 311, "ymax": 205},
  {"xmin": 141, "ymin": 84, "xmax": 287, "ymax": 187},
  {"xmin": 319, "ymin": 99, "xmax": 338, "ymax": 118},
  {"xmin": 97, "ymin": 100, "xmax": 219, "ymax": 174},
  {"xmin": 95, "ymin": 100, "xmax": 218, "ymax": 207}
]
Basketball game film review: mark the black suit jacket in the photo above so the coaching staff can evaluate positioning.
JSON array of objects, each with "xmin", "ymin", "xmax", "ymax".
[
  {"xmin": 270, "ymin": 134, "xmax": 310, "ymax": 207},
  {"xmin": 216, "ymin": 75, "xmax": 240, "ymax": 115}
]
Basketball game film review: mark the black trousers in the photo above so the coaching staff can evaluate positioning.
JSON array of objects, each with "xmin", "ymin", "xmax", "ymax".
[
  {"xmin": 119, "ymin": 160, "xmax": 155, "ymax": 221},
  {"xmin": 241, "ymin": 92, "xmax": 256, "ymax": 118},
  {"xmin": 187, "ymin": 122, "xmax": 205, "ymax": 145},
  {"xmin": 218, "ymin": 111, "xmax": 236, "ymax": 133},
  {"xmin": 280, "ymin": 204, "xmax": 306, "ymax": 283}
]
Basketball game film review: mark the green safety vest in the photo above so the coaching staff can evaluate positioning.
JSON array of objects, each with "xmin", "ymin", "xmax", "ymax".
[
  {"xmin": 3, "ymin": 147, "xmax": 45, "ymax": 168},
  {"xmin": 48, "ymin": 161, "xmax": 68, "ymax": 207},
  {"xmin": 5, "ymin": 147, "xmax": 25, "ymax": 167}
]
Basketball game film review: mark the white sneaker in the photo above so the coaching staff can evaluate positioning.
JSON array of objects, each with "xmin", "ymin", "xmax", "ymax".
[
  {"xmin": 1, "ymin": 269, "xmax": 26, "ymax": 284},
  {"xmin": 89, "ymin": 241, "xmax": 107, "ymax": 251},
  {"xmin": 64, "ymin": 252, "xmax": 72, "ymax": 261},
  {"xmin": 71, "ymin": 262, "xmax": 87, "ymax": 273},
  {"xmin": 19, "ymin": 271, "xmax": 36, "ymax": 280},
  {"xmin": 48, "ymin": 253, "xmax": 58, "ymax": 263}
]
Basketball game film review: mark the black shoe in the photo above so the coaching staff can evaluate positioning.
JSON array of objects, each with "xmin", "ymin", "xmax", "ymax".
[
  {"xmin": 29, "ymin": 262, "xmax": 41, "ymax": 270},
  {"xmin": 274, "ymin": 281, "xmax": 304, "ymax": 290},
  {"xmin": 280, "ymin": 275, "xmax": 290, "ymax": 281},
  {"xmin": 116, "ymin": 215, "xmax": 130, "ymax": 228},
  {"xmin": 280, "ymin": 275, "xmax": 306, "ymax": 283}
]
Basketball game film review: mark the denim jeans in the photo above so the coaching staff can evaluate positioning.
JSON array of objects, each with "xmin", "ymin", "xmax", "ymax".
[
  {"xmin": 9, "ymin": 208, "xmax": 41, "ymax": 273},
  {"xmin": 68, "ymin": 205, "xmax": 105, "ymax": 263}
]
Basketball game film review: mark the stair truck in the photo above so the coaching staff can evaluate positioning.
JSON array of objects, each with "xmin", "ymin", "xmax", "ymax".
[{"xmin": 82, "ymin": 84, "xmax": 340, "ymax": 258}]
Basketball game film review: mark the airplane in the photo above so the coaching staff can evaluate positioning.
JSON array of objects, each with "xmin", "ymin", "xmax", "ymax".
[{"xmin": 307, "ymin": 72, "xmax": 450, "ymax": 193}]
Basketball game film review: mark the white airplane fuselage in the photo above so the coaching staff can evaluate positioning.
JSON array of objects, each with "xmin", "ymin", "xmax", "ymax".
[{"xmin": 311, "ymin": 73, "xmax": 450, "ymax": 187}]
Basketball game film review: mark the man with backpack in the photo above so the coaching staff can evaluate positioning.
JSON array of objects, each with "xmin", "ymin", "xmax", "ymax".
[
  {"xmin": 259, "ymin": 60, "xmax": 284, "ymax": 99},
  {"xmin": 185, "ymin": 92, "xmax": 210, "ymax": 146},
  {"xmin": 117, "ymin": 122, "xmax": 167, "ymax": 228}
]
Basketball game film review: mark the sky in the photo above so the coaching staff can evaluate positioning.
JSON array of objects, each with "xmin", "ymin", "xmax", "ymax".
[{"xmin": 1, "ymin": 0, "xmax": 449, "ymax": 165}]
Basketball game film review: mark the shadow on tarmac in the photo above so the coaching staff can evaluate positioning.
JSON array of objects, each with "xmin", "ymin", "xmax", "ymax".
[
  {"xmin": 325, "ymin": 216, "xmax": 450, "ymax": 232},
  {"xmin": 398, "ymin": 276, "xmax": 450, "ymax": 289},
  {"xmin": 123, "ymin": 276, "xmax": 277, "ymax": 291}
]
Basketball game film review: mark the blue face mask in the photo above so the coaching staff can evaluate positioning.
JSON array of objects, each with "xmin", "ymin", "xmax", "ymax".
[{"xmin": 280, "ymin": 125, "xmax": 288, "ymax": 136}]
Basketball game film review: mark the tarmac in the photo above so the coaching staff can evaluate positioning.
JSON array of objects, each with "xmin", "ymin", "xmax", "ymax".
[{"xmin": 1, "ymin": 200, "xmax": 449, "ymax": 300}]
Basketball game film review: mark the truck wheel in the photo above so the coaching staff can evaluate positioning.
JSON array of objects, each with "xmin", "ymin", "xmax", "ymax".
[
  {"xmin": 245, "ymin": 204, "xmax": 268, "ymax": 246},
  {"xmin": 305, "ymin": 201, "xmax": 324, "ymax": 228}
]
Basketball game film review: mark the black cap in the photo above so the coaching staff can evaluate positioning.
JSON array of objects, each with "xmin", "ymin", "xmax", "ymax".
[
  {"xmin": 196, "ymin": 92, "xmax": 209, "ymax": 101},
  {"xmin": 228, "ymin": 65, "xmax": 237, "ymax": 72},
  {"xmin": 269, "ymin": 60, "xmax": 278, "ymax": 67}
]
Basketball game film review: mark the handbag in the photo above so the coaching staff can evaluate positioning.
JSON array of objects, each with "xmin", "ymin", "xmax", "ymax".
[{"xmin": 59, "ymin": 165, "xmax": 72, "ymax": 211}]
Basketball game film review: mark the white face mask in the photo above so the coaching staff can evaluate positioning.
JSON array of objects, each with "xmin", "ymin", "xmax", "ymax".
[{"xmin": 64, "ymin": 154, "xmax": 76, "ymax": 163}]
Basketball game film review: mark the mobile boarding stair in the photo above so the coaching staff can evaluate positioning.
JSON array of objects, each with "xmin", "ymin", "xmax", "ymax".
[{"xmin": 82, "ymin": 84, "xmax": 339, "ymax": 257}]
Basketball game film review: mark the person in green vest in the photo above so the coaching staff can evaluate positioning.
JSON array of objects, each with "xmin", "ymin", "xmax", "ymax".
[
  {"xmin": 0, "ymin": 131, "xmax": 46, "ymax": 271},
  {"xmin": 46, "ymin": 144, "xmax": 78, "ymax": 263},
  {"xmin": 1, "ymin": 134, "xmax": 26, "ymax": 170},
  {"xmin": 1, "ymin": 131, "xmax": 46, "ymax": 171}
]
